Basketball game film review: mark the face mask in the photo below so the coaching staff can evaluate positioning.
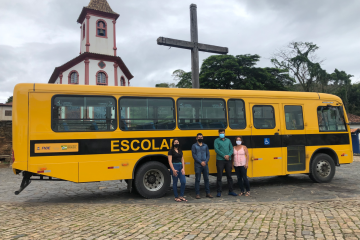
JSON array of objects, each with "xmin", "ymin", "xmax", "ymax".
[
  {"xmin": 174, "ymin": 144, "xmax": 180, "ymax": 148},
  {"xmin": 219, "ymin": 133, "xmax": 225, "ymax": 138},
  {"xmin": 197, "ymin": 138, "xmax": 203, "ymax": 143},
  {"xmin": 236, "ymin": 141, "xmax": 242, "ymax": 145}
]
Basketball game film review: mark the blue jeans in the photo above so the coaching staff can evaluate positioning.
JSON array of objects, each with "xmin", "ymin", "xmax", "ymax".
[
  {"xmin": 195, "ymin": 165, "xmax": 210, "ymax": 195},
  {"xmin": 170, "ymin": 164, "xmax": 186, "ymax": 198},
  {"xmin": 234, "ymin": 166, "xmax": 250, "ymax": 193}
]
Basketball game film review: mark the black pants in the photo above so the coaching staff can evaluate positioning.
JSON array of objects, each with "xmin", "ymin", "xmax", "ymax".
[
  {"xmin": 234, "ymin": 166, "xmax": 250, "ymax": 193},
  {"xmin": 216, "ymin": 160, "xmax": 233, "ymax": 193}
]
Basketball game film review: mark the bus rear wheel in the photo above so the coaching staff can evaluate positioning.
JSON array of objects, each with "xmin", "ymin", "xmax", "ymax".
[
  {"xmin": 134, "ymin": 161, "xmax": 170, "ymax": 199},
  {"xmin": 309, "ymin": 154, "xmax": 335, "ymax": 183}
]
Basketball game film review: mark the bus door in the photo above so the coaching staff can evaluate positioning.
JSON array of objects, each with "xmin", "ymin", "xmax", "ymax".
[
  {"xmin": 250, "ymin": 104, "xmax": 283, "ymax": 177},
  {"xmin": 281, "ymin": 105, "xmax": 306, "ymax": 173}
]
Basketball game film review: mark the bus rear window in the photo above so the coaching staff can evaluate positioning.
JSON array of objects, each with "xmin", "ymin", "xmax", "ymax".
[
  {"xmin": 317, "ymin": 106, "xmax": 346, "ymax": 132},
  {"xmin": 52, "ymin": 95, "xmax": 117, "ymax": 132}
]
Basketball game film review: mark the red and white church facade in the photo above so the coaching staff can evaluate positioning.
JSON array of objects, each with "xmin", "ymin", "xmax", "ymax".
[{"xmin": 48, "ymin": 0, "xmax": 133, "ymax": 86}]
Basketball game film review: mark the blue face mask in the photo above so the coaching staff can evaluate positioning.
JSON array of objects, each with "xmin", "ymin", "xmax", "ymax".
[{"xmin": 219, "ymin": 133, "xmax": 225, "ymax": 138}]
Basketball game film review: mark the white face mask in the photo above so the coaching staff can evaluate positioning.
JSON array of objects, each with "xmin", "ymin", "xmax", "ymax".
[{"xmin": 236, "ymin": 141, "xmax": 242, "ymax": 145}]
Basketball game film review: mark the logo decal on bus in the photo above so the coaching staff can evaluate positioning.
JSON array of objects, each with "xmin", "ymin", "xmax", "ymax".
[
  {"xmin": 264, "ymin": 138, "xmax": 270, "ymax": 145},
  {"xmin": 34, "ymin": 143, "xmax": 79, "ymax": 153}
]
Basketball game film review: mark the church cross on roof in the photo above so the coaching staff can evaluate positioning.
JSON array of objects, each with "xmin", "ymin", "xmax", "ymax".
[{"xmin": 86, "ymin": 0, "xmax": 118, "ymax": 15}]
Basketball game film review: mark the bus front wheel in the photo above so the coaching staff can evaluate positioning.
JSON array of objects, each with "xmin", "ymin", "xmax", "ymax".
[
  {"xmin": 309, "ymin": 154, "xmax": 335, "ymax": 183},
  {"xmin": 134, "ymin": 161, "xmax": 170, "ymax": 199}
]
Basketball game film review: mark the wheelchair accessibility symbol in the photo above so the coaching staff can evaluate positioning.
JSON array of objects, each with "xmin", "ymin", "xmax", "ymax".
[{"xmin": 264, "ymin": 138, "xmax": 270, "ymax": 145}]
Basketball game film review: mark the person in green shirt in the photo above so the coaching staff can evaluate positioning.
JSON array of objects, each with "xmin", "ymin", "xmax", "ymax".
[{"xmin": 214, "ymin": 129, "xmax": 237, "ymax": 197}]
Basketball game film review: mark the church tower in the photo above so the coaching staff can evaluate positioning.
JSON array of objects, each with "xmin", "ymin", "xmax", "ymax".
[
  {"xmin": 48, "ymin": 0, "xmax": 133, "ymax": 86},
  {"xmin": 78, "ymin": 0, "xmax": 119, "ymax": 56}
]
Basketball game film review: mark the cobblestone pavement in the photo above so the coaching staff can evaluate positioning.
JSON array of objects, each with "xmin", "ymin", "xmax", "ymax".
[
  {"xmin": 1, "ymin": 160, "xmax": 360, "ymax": 239},
  {"xmin": 2, "ymin": 199, "xmax": 360, "ymax": 239}
]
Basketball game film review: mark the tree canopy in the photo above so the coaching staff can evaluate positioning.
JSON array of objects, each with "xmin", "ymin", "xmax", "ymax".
[
  {"xmin": 271, "ymin": 42, "xmax": 323, "ymax": 92},
  {"xmin": 172, "ymin": 69, "xmax": 192, "ymax": 88},
  {"xmin": 6, "ymin": 96, "xmax": 12, "ymax": 103},
  {"xmin": 188, "ymin": 54, "xmax": 293, "ymax": 91}
]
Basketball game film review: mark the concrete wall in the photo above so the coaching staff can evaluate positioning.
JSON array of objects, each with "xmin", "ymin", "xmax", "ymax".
[
  {"xmin": 0, "ymin": 121, "xmax": 12, "ymax": 156},
  {"xmin": 0, "ymin": 106, "xmax": 12, "ymax": 121}
]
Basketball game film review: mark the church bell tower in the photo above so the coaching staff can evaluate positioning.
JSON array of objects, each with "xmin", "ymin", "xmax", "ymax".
[
  {"xmin": 48, "ymin": 0, "xmax": 133, "ymax": 86},
  {"xmin": 77, "ymin": 0, "xmax": 120, "ymax": 56}
]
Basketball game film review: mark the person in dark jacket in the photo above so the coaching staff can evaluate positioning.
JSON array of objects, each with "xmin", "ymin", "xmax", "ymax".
[{"xmin": 191, "ymin": 133, "xmax": 213, "ymax": 199}]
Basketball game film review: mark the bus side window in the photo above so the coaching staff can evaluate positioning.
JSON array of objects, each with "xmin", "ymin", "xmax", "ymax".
[
  {"xmin": 119, "ymin": 97, "xmax": 175, "ymax": 131},
  {"xmin": 253, "ymin": 105, "xmax": 275, "ymax": 129},
  {"xmin": 317, "ymin": 106, "xmax": 347, "ymax": 132},
  {"xmin": 284, "ymin": 106, "xmax": 304, "ymax": 130},
  {"xmin": 228, "ymin": 99, "xmax": 246, "ymax": 129},
  {"xmin": 51, "ymin": 95, "xmax": 117, "ymax": 132},
  {"xmin": 177, "ymin": 98, "xmax": 227, "ymax": 130}
]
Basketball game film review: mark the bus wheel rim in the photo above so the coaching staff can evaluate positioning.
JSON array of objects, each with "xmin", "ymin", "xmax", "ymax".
[
  {"xmin": 316, "ymin": 159, "xmax": 331, "ymax": 178},
  {"xmin": 143, "ymin": 169, "xmax": 164, "ymax": 192}
]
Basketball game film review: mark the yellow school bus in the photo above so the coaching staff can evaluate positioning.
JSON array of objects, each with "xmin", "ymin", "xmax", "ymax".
[{"xmin": 12, "ymin": 83, "xmax": 353, "ymax": 198}]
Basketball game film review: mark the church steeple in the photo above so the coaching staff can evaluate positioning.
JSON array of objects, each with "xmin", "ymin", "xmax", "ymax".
[
  {"xmin": 87, "ymin": 0, "xmax": 118, "ymax": 15},
  {"xmin": 49, "ymin": 0, "xmax": 133, "ymax": 87},
  {"xmin": 78, "ymin": 0, "xmax": 120, "ymax": 56}
]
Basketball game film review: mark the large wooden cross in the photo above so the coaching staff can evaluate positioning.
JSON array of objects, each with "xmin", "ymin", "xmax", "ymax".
[{"xmin": 157, "ymin": 4, "xmax": 228, "ymax": 88}]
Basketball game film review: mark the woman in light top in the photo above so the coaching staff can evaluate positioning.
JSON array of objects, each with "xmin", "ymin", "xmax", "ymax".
[
  {"xmin": 233, "ymin": 136, "xmax": 250, "ymax": 196},
  {"xmin": 168, "ymin": 138, "xmax": 187, "ymax": 202}
]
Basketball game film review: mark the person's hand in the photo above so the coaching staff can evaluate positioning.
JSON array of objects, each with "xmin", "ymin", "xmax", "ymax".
[
  {"xmin": 224, "ymin": 155, "xmax": 229, "ymax": 160},
  {"xmin": 245, "ymin": 163, "xmax": 248, "ymax": 169},
  {"xmin": 172, "ymin": 169, "xmax": 178, "ymax": 177},
  {"xmin": 201, "ymin": 161, "xmax": 206, "ymax": 167},
  {"xmin": 181, "ymin": 168, "xmax": 185, "ymax": 175}
]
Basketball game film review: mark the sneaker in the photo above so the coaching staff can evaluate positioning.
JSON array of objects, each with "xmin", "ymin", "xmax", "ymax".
[
  {"xmin": 216, "ymin": 192, "xmax": 221, "ymax": 197},
  {"xmin": 206, "ymin": 194, "xmax": 213, "ymax": 198},
  {"xmin": 228, "ymin": 191, "xmax": 237, "ymax": 196},
  {"xmin": 195, "ymin": 194, "xmax": 201, "ymax": 199}
]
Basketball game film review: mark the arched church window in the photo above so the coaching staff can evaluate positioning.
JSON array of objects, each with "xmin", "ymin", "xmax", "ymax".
[
  {"xmin": 120, "ymin": 77, "xmax": 126, "ymax": 86},
  {"xmin": 96, "ymin": 20, "xmax": 107, "ymax": 37},
  {"xmin": 97, "ymin": 71, "xmax": 108, "ymax": 85},
  {"xmin": 68, "ymin": 71, "xmax": 79, "ymax": 84}
]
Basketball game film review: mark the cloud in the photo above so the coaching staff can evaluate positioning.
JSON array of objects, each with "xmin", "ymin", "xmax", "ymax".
[{"xmin": 0, "ymin": 0, "xmax": 359, "ymax": 103}]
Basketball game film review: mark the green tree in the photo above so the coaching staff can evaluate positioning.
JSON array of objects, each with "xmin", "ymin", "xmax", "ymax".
[
  {"xmin": 155, "ymin": 83, "xmax": 175, "ymax": 88},
  {"xmin": 6, "ymin": 96, "xmax": 13, "ymax": 103},
  {"xmin": 346, "ymin": 83, "xmax": 360, "ymax": 115},
  {"xmin": 199, "ymin": 54, "xmax": 294, "ymax": 90},
  {"xmin": 271, "ymin": 42, "xmax": 324, "ymax": 92},
  {"xmin": 172, "ymin": 69, "xmax": 192, "ymax": 88},
  {"xmin": 329, "ymin": 69, "xmax": 353, "ymax": 111}
]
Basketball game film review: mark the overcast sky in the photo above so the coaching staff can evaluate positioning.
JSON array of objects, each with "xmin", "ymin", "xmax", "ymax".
[{"xmin": 0, "ymin": 0, "xmax": 359, "ymax": 103}]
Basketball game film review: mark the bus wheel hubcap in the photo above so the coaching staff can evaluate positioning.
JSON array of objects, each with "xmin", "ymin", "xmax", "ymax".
[
  {"xmin": 316, "ymin": 160, "xmax": 331, "ymax": 177},
  {"xmin": 143, "ymin": 169, "xmax": 164, "ymax": 192}
]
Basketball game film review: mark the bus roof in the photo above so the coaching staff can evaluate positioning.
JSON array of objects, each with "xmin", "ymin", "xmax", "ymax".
[{"xmin": 14, "ymin": 83, "xmax": 342, "ymax": 102}]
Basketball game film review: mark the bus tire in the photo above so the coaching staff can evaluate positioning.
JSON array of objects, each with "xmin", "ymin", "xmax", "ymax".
[
  {"xmin": 309, "ymin": 154, "xmax": 336, "ymax": 183},
  {"xmin": 134, "ymin": 161, "xmax": 170, "ymax": 199}
]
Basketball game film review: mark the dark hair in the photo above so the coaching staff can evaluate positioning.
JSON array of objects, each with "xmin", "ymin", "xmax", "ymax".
[
  {"xmin": 171, "ymin": 138, "xmax": 181, "ymax": 151},
  {"xmin": 196, "ymin": 133, "xmax": 203, "ymax": 137},
  {"xmin": 234, "ymin": 136, "xmax": 245, "ymax": 146},
  {"xmin": 218, "ymin": 128, "xmax": 225, "ymax": 133}
]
